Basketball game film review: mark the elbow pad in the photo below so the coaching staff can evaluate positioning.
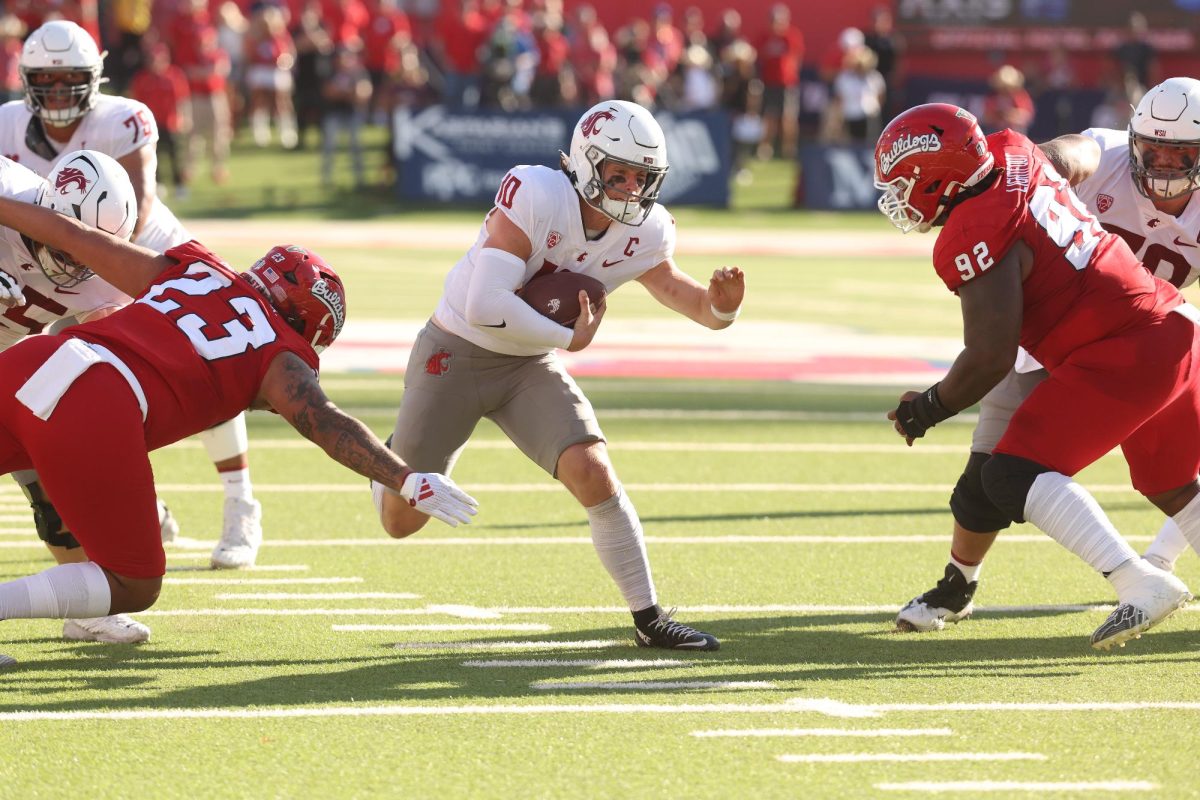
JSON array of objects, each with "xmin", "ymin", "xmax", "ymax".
[{"xmin": 465, "ymin": 247, "xmax": 574, "ymax": 350}]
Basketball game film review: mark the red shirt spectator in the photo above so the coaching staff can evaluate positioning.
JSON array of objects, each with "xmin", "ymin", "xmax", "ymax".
[
  {"xmin": 321, "ymin": 0, "xmax": 369, "ymax": 47},
  {"xmin": 435, "ymin": 0, "xmax": 488, "ymax": 74},
  {"xmin": 180, "ymin": 25, "xmax": 229, "ymax": 95},
  {"xmin": 758, "ymin": 6, "xmax": 804, "ymax": 88},
  {"xmin": 532, "ymin": 18, "xmax": 569, "ymax": 77},
  {"xmin": 166, "ymin": 0, "xmax": 214, "ymax": 73},
  {"xmin": 130, "ymin": 46, "xmax": 190, "ymax": 132},
  {"xmin": 362, "ymin": 0, "xmax": 411, "ymax": 74}
]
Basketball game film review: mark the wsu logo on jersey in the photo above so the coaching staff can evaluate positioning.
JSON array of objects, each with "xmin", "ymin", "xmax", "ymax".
[
  {"xmin": 54, "ymin": 167, "xmax": 88, "ymax": 195},
  {"xmin": 546, "ymin": 231, "xmax": 562, "ymax": 249},
  {"xmin": 1096, "ymin": 194, "xmax": 1113, "ymax": 213},
  {"xmin": 580, "ymin": 109, "xmax": 616, "ymax": 138},
  {"xmin": 425, "ymin": 348, "xmax": 452, "ymax": 377},
  {"xmin": 310, "ymin": 278, "xmax": 345, "ymax": 339},
  {"xmin": 879, "ymin": 132, "xmax": 942, "ymax": 177}
]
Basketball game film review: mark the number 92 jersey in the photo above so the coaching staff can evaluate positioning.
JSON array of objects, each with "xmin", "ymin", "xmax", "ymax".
[
  {"xmin": 66, "ymin": 241, "xmax": 321, "ymax": 451},
  {"xmin": 1075, "ymin": 127, "xmax": 1200, "ymax": 290},
  {"xmin": 932, "ymin": 130, "xmax": 1184, "ymax": 371}
]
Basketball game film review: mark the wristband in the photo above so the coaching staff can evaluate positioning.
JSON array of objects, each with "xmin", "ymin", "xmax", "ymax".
[
  {"xmin": 894, "ymin": 382, "xmax": 955, "ymax": 438},
  {"xmin": 710, "ymin": 303, "xmax": 740, "ymax": 322}
]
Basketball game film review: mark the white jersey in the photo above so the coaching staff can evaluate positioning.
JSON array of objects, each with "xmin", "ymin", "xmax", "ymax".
[
  {"xmin": 434, "ymin": 165, "xmax": 677, "ymax": 356},
  {"xmin": 0, "ymin": 96, "xmax": 190, "ymax": 253},
  {"xmin": 1078, "ymin": 127, "xmax": 1200, "ymax": 290},
  {"xmin": 0, "ymin": 159, "xmax": 131, "ymax": 350}
]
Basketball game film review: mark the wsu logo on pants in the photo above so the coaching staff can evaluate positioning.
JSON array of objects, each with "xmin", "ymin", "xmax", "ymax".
[{"xmin": 425, "ymin": 348, "xmax": 452, "ymax": 376}]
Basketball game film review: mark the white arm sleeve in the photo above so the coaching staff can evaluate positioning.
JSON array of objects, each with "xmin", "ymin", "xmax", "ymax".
[{"xmin": 464, "ymin": 247, "xmax": 574, "ymax": 351}]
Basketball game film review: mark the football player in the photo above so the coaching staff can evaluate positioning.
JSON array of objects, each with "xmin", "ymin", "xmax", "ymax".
[
  {"xmin": 0, "ymin": 159, "xmax": 476, "ymax": 667},
  {"xmin": 375, "ymin": 100, "xmax": 745, "ymax": 650},
  {"xmin": 0, "ymin": 22, "xmax": 267, "ymax": 607},
  {"xmin": 896, "ymin": 77, "xmax": 1200, "ymax": 634},
  {"xmin": 877, "ymin": 102, "xmax": 1198, "ymax": 649}
]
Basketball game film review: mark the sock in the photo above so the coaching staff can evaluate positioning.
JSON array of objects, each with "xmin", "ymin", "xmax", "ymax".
[
  {"xmin": 1171, "ymin": 491, "xmax": 1200, "ymax": 555},
  {"xmin": 586, "ymin": 486, "xmax": 657, "ymax": 613},
  {"xmin": 0, "ymin": 562, "xmax": 110, "ymax": 620},
  {"xmin": 949, "ymin": 551, "xmax": 982, "ymax": 583},
  {"xmin": 1144, "ymin": 516, "xmax": 1191, "ymax": 571},
  {"xmin": 1023, "ymin": 472, "xmax": 1138, "ymax": 575},
  {"xmin": 632, "ymin": 604, "xmax": 664, "ymax": 628},
  {"xmin": 219, "ymin": 468, "xmax": 253, "ymax": 503}
]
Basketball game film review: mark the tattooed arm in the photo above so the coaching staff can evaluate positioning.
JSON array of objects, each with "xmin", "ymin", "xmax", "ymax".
[{"xmin": 255, "ymin": 352, "xmax": 413, "ymax": 490}]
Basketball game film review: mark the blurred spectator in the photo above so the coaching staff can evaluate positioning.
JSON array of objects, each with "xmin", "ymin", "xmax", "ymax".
[
  {"xmin": 1091, "ymin": 73, "xmax": 1143, "ymax": 131},
  {"xmin": 479, "ymin": 7, "xmax": 538, "ymax": 110},
  {"xmin": 615, "ymin": 18, "xmax": 666, "ymax": 107},
  {"xmin": 819, "ymin": 27, "xmax": 863, "ymax": 85},
  {"xmin": 708, "ymin": 9, "xmax": 743, "ymax": 56},
  {"xmin": 384, "ymin": 40, "xmax": 438, "ymax": 113},
  {"xmin": 109, "ymin": 0, "xmax": 152, "ymax": 93},
  {"xmin": 530, "ymin": 11, "xmax": 575, "ymax": 107},
  {"xmin": 321, "ymin": 45, "xmax": 372, "ymax": 187},
  {"xmin": 130, "ymin": 43, "xmax": 191, "ymax": 199},
  {"xmin": 567, "ymin": 4, "xmax": 615, "ymax": 106},
  {"xmin": 756, "ymin": 3, "xmax": 803, "ymax": 160},
  {"xmin": 291, "ymin": 1, "xmax": 334, "ymax": 149},
  {"xmin": 682, "ymin": 6, "xmax": 706, "ymax": 49},
  {"xmin": 649, "ymin": 4, "xmax": 685, "ymax": 77},
  {"xmin": 677, "ymin": 43, "xmax": 719, "ymax": 111},
  {"xmin": 322, "ymin": 0, "xmax": 369, "ymax": 48},
  {"xmin": 1114, "ymin": 11, "xmax": 1157, "ymax": 89},
  {"xmin": 244, "ymin": 4, "xmax": 298, "ymax": 148},
  {"xmin": 215, "ymin": 2, "xmax": 248, "ymax": 126},
  {"xmin": 863, "ymin": 6, "xmax": 901, "ymax": 114},
  {"xmin": 361, "ymin": 0, "xmax": 411, "ymax": 123},
  {"xmin": 433, "ymin": 0, "xmax": 488, "ymax": 107},
  {"xmin": 720, "ymin": 39, "xmax": 763, "ymax": 181},
  {"xmin": 830, "ymin": 46, "xmax": 885, "ymax": 142},
  {"xmin": 182, "ymin": 24, "xmax": 233, "ymax": 184},
  {"xmin": 982, "ymin": 64, "xmax": 1034, "ymax": 134},
  {"xmin": 0, "ymin": 15, "xmax": 26, "ymax": 104}
]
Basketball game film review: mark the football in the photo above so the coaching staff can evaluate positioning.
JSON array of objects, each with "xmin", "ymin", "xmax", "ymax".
[{"xmin": 518, "ymin": 271, "xmax": 606, "ymax": 327}]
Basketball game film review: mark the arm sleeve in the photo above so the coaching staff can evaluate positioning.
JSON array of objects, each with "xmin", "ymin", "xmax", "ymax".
[{"xmin": 464, "ymin": 247, "xmax": 574, "ymax": 350}]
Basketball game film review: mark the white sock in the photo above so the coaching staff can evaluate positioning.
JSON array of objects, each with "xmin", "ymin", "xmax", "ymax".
[
  {"xmin": 0, "ymin": 562, "xmax": 111, "ymax": 620},
  {"xmin": 1024, "ymin": 472, "xmax": 1138, "ymax": 574},
  {"xmin": 218, "ymin": 468, "xmax": 253, "ymax": 503},
  {"xmin": 586, "ymin": 486, "xmax": 657, "ymax": 612},
  {"xmin": 1143, "ymin": 517, "xmax": 1190, "ymax": 571},
  {"xmin": 1171, "ymin": 491, "xmax": 1200, "ymax": 555},
  {"xmin": 949, "ymin": 552, "xmax": 982, "ymax": 583}
]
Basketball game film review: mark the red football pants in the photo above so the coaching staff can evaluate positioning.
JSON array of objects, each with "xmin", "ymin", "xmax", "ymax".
[{"xmin": 0, "ymin": 336, "xmax": 164, "ymax": 578}]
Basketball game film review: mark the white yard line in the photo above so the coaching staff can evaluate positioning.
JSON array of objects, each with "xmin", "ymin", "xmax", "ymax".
[
  {"xmin": 464, "ymin": 659, "xmax": 696, "ymax": 669},
  {"xmin": 160, "ymin": 577, "xmax": 363, "ymax": 586},
  {"xmin": 778, "ymin": 752, "xmax": 1045, "ymax": 763},
  {"xmin": 531, "ymin": 680, "xmax": 777, "ymax": 691},
  {"xmin": 331, "ymin": 623, "xmax": 551, "ymax": 632},
  {"xmin": 693, "ymin": 728, "xmax": 954, "ymax": 738},
  {"xmin": 164, "ymin": 563, "xmax": 312, "ymax": 571},
  {"xmin": 394, "ymin": 640, "xmax": 623, "ymax": 651},
  {"xmin": 875, "ymin": 781, "xmax": 1157, "ymax": 793},
  {"xmin": 163, "ymin": 439, "xmax": 988, "ymax": 454},
  {"xmin": 217, "ymin": 592, "xmax": 420, "ymax": 600}
]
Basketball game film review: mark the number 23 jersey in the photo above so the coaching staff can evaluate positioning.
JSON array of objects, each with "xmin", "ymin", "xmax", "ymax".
[
  {"xmin": 932, "ymin": 130, "xmax": 1184, "ymax": 371},
  {"xmin": 67, "ymin": 241, "xmax": 320, "ymax": 450}
]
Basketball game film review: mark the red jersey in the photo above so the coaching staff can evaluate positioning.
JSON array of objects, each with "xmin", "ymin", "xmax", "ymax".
[
  {"xmin": 67, "ymin": 241, "xmax": 319, "ymax": 451},
  {"xmin": 933, "ymin": 130, "xmax": 1184, "ymax": 371}
]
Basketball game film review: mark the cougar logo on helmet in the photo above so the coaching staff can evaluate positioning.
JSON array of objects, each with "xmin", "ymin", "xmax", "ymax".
[
  {"xmin": 581, "ymin": 109, "xmax": 616, "ymax": 138},
  {"xmin": 54, "ymin": 167, "xmax": 87, "ymax": 194},
  {"xmin": 879, "ymin": 132, "xmax": 943, "ymax": 177}
]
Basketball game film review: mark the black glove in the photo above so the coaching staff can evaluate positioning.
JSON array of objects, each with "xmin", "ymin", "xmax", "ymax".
[{"xmin": 894, "ymin": 382, "xmax": 955, "ymax": 439}]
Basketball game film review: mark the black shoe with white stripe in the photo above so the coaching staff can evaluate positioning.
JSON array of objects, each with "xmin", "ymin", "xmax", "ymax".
[{"xmin": 634, "ymin": 606, "xmax": 720, "ymax": 651}]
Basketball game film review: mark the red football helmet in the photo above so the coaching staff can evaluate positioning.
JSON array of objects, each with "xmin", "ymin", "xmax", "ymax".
[
  {"xmin": 873, "ymin": 103, "xmax": 995, "ymax": 233},
  {"xmin": 244, "ymin": 245, "xmax": 346, "ymax": 352}
]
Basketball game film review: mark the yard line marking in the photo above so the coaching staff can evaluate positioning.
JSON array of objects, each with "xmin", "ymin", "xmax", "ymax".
[
  {"xmin": 331, "ymin": 623, "xmax": 551, "ymax": 632},
  {"xmin": 464, "ymin": 659, "xmax": 697, "ymax": 669},
  {"xmin": 218, "ymin": 592, "xmax": 420, "ymax": 600},
  {"xmin": 164, "ymin": 562, "xmax": 313, "ymax": 571},
  {"xmin": 787, "ymin": 697, "xmax": 1200, "ymax": 717},
  {"xmin": 139, "ymin": 607, "xmax": 496, "ymax": 617},
  {"xmin": 876, "ymin": 781, "xmax": 1157, "ymax": 793},
  {"xmin": 393, "ymin": 640, "xmax": 624, "ymax": 651},
  {"xmin": 779, "ymin": 752, "xmax": 1045, "ymax": 763},
  {"xmin": 0, "ymin": 515, "xmax": 33, "ymax": 523},
  {"xmin": 532, "ymin": 681, "xmax": 777, "ymax": 691},
  {"xmin": 693, "ymin": 728, "xmax": 954, "ymax": 738},
  {"xmin": 166, "ymin": 439, "xmax": 985, "ymax": 454},
  {"xmin": 160, "ymin": 577, "xmax": 363, "ymax": 586}
]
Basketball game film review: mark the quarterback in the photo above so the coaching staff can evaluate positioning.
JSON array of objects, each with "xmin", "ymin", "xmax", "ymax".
[
  {"xmin": 0, "ymin": 167, "xmax": 476, "ymax": 667},
  {"xmin": 876, "ymin": 102, "xmax": 1198, "ymax": 650},
  {"xmin": 897, "ymin": 78, "xmax": 1200, "ymax": 634},
  {"xmin": 376, "ymin": 100, "xmax": 745, "ymax": 650}
]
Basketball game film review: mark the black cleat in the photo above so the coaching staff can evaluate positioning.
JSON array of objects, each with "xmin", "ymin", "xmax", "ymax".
[
  {"xmin": 895, "ymin": 563, "xmax": 978, "ymax": 632},
  {"xmin": 634, "ymin": 607, "xmax": 720, "ymax": 651}
]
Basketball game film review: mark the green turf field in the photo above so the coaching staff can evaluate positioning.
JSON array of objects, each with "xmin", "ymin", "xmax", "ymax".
[{"xmin": 3, "ymin": 138, "xmax": 1199, "ymax": 799}]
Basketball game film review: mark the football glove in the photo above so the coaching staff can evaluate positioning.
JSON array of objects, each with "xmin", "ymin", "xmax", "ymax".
[
  {"xmin": 894, "ymin": 382, "xmax": 955, "ymax": 439},
  {"xmin": 400, "ymin": 471, "xmax": 479, "ymax": 527},
  {"xmin": 0, "ymin": 269, "xmax": 25, "ymax": 308}
]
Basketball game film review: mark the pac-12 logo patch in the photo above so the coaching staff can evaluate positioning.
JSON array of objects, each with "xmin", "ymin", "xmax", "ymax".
[
  {"xmin": 425, "ymin": 348, "xmax": 452, "ymax": 376},
  {"xmin": 1096, "ymin": 194, "xmax": 1113, "ymax": 213},
  {"xmin": 546, "ymin": 231, "xmax": 562, "ymax": 249}
]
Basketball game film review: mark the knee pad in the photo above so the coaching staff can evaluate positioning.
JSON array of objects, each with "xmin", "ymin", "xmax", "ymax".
[
  {"xmin": 20, "ymin": 480, "xmax": 81, "ymax": 549},
  {"xmin": 950, "ymin": 451, "xmax": 1013, "ymax": 533},
  {"xmin": 981, "ymin": 453, "xmax": 1052, "ymax": 525}
]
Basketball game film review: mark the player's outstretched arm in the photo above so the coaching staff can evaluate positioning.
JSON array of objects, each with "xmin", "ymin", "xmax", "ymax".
[
  {"xmin": 637, "ymin": 258, "xmax": 745, "ymax": 329},
  {"xmin": 256, "ymin": 352, "xmax": 479, "ymax": 526},
  {"xmin": 0, "ymin": 194, "xmax": 169, "ymax": 297},
  {"xmin": 1038, "ymin": 134, "xmax": 1101, "ymax": 187}
]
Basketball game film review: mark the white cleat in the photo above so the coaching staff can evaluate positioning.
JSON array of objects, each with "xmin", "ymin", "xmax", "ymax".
[
  {"xmin": 895, "ymin": 597, "xmax": 974, "ymax": 633},
  {"xmin": 1092, "ymin": 559, "xmax": 1192, "ymax": 651},
  {"xmin": 63, "ymin": 614, "xmax": 151, "ymax": 644},
  {"xmin": 158, "ymin": 498, "xmax": 180, "ymax": 544},
  {"xmin": 210, "ymin": 497, "xmax": 263, "ymax": 569}
]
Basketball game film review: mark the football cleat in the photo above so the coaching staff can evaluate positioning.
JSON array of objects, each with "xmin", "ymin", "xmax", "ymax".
[
  {"xmin": 158, "ymin": 498, "xmax": 179, "ymax": 544},
  {"xmin": 1091, "ymin": 559, "xmax": 1191, "ymax": 651},
  {"xmin": 63, "ymin": 614, "xmax": 151, "ymax": 644},
  {"xmin": 634, "ymin": 607, "xmax": 720, "ymax": 651},
  {"xmin": 895, "ymin": 563, "xmax": 977, "ymax": 633},
  {"xmin": 211, "ymin": 498, "xmax": 263, "ymax": 569}
]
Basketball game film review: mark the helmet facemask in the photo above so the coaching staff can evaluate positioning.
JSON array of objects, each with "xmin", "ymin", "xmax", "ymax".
[
  {"xmin": 30, "ymin": 239, "xmax": 92, "ymax": 287},
  {"xmin": 575, "ymin": 146, "xmax": 668, "ymax": 226},
  {"xmin": 1129, "ymin": 133, "xmax": 1200, "ymax": 201},
  {"xmin": 22, "ymin": 65, "xmax": 104, "ymax": 127}
]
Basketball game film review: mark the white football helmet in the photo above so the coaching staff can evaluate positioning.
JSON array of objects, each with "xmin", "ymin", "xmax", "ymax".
[
  {"xmin": 30, "ymin": 150, "xmax": 136, "ymax": 287},
  {"xmin": 20, "ymin": 20, "xmax": 106, "ymax": 127},
  {"xmin": 562, "ymin": 100, "xmax": 669, "ymax": 226},
  {"xmin": 1129, "ymin": 77, "xmax": 1200, "ymax": 200}
]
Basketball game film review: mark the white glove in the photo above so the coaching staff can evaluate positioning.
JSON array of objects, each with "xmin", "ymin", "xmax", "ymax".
[
  {"xmin": 400, "ymin": 471, "xmax": 479, "ymax": 527},
  {"xmin": 0, "ymin": 270, "xmax": 24, "ymax": 308}
]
